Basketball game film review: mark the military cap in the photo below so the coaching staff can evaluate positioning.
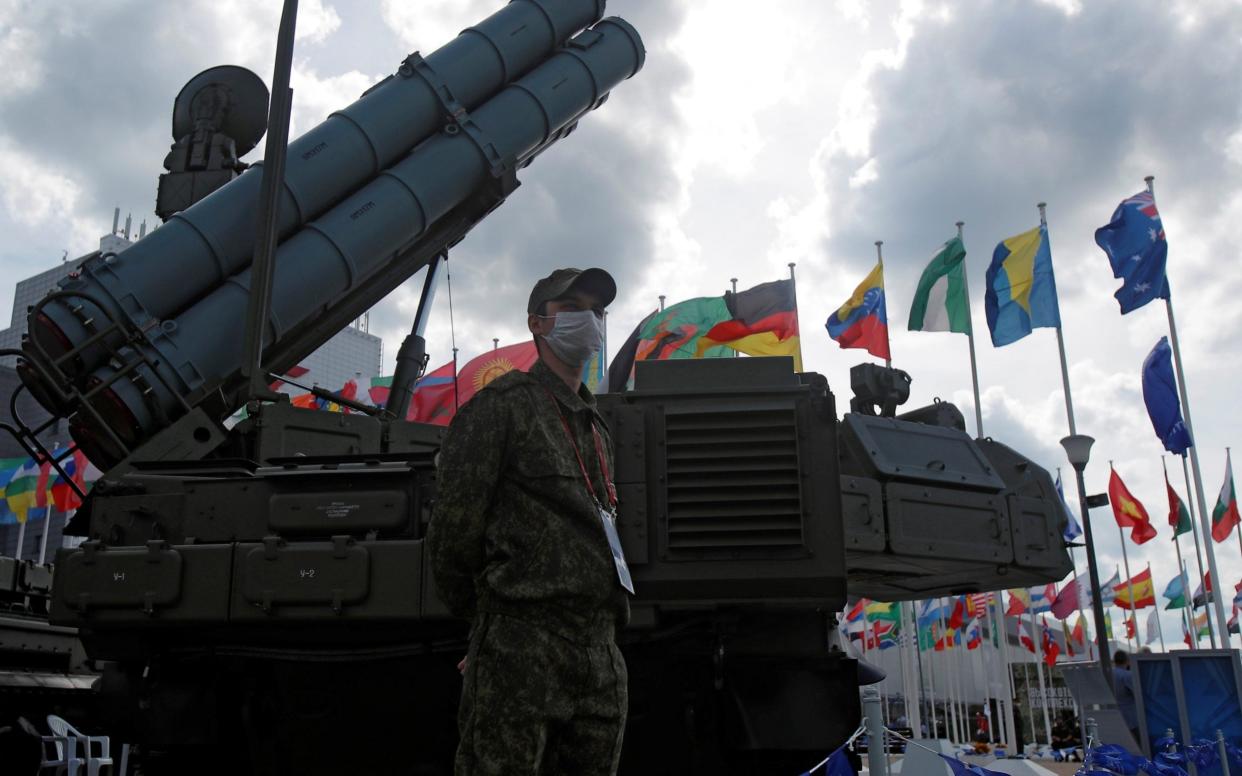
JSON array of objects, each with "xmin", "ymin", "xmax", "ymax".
[{"xmin": 527, "ymin": 267, "xmax": 617, "ymax": 314}]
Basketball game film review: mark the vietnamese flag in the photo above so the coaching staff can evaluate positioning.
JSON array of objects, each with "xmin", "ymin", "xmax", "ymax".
[{"xmin": 1109, "ymin": 467, "xmax": 1157, "ymax": 544}]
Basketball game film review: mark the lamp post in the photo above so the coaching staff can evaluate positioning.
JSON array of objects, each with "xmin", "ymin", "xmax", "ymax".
[{"xmin": 1061, "ymin": 433, "xmax": 1112, "ymax": 691}]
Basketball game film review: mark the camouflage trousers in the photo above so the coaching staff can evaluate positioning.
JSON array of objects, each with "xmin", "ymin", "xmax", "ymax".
[{"xmin": 455, "ymin": 612, "xmax": 628, "ymax": 776}]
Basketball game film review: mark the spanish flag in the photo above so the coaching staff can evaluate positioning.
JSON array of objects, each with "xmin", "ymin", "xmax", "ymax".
[
  {"xmin": 1113, "ymin": 567, "xmax": 1156, "ymax": 610},
  {"xmin": 1109, "ymin": 466, "xmax": 1157, "ymax": 544}
]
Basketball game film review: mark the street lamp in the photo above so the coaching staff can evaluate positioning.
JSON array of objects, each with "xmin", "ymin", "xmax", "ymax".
[{"xmin": 1060, "ymin": 433, "xmax": 1113, "ymax": 691}]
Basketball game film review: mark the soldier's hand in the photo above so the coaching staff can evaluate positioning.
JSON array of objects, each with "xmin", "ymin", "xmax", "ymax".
[{"xmin": 457, "ymin": 655, "xmax": 468, "ymax": 674}]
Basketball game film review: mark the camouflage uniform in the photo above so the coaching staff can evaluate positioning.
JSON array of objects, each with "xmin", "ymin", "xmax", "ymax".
[{"xmin": 428, "ymin": 358, "xmax": 629, "ymax": 776}]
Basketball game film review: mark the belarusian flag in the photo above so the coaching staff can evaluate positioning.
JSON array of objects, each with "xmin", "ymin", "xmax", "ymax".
[
  {"xmin": 908, "ymin": 236, "xmax": 972, "ymax": 334},
  {"xmin": 1166, "ymin": 473, "xmax": 1192, "ymax": 537},
  {"xmin": 1212, "ymin": 450, "xmax": 1240, "ymax": 542}
]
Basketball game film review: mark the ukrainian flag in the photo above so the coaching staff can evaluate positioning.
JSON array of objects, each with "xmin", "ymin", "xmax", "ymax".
[{"xmin": 984, "ymin": 225, "xmax": 1061, "ymax": 346}]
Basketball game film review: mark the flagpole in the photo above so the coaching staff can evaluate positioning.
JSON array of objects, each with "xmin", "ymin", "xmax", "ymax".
[
  {"xmin": 901, "ymin": 601, "xmax": 923, "ymax": 737},
  {"xmin": 1146, "ymin": 176, "xmax": 1231, "ymax": 642},
  {"xmin": 991, "ymin": 595, "xmax": 1016, "ymax": 750},
  {"xmin": 1020, "ymin": 651, "xmax": 1036, "ymax": 746},
  {"xmin": 926, "ymin": 616, "xmax": 940, "ymax": 738},
  {"xmin": 956, "ymin": 221, "xmax": 985, "ymax": 438},
  {"xmin": 14, "ymin": 521, "xmax": 26, "ymax": 560},
  {"xmin": 1230, "ymin": 448, "xmax": 1241, "ymax": 565},
  {"xmin": 1110, "ymin": 461, "xmax": 1139, "ymax": 654},
  {"xmin": 1030, "ymin": 611, "xmax": 1053, "ymax": 745},
  {"xmin": 935, "ymin": 599, "xmax": 957, "ymax": 741},
  {"xmin": 729, "ymin": 278, "xmax": 739, "ymax": 358},
  {"xmin": 787, "ymin": 263, "xmax": 805, "ymax": 372},
  {"xmin": 1147, "ymin": 562, "xmax": 1166, "ymax": 651},
  {"xmin": 874, "ymin": 241, "xmax": 892, "ymax": 369},
  {"xmin": 451, "ymin": 347, "xmax": 460, "ymax": 410},
  {"xmin": 1165, "ymin": 455, "xmax": 1198, "ymax": 650},
  {"xmin": 1178, "ymin": 554, "xmax": 1197, "ymax": 649},
  {"xmin": 37, "ymin": 510, "xmax": 52, "ymax": 564},
  {"xmin": 1059, "ymin": 466, "xmax": 1092, "ymax": 658},
  {"xmin": 1181, "ymin": 452, "xmax": 1216, "ymax": 646}
]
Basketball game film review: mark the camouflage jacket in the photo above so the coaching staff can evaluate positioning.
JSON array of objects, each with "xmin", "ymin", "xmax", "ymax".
[{"xmin": 427, "ymin": 358, "xmax": 629, "ymax": 642}]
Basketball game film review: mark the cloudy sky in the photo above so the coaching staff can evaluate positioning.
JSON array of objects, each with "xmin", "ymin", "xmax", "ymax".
[{"xmin": 2, "ymin": 0, "xmax": 1241, "ymax": 644}]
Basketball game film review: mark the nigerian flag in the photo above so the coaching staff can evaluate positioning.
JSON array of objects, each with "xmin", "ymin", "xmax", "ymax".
[{"xmin": 908, "ymin": 236, "xmax": 972, "ymax": 334}]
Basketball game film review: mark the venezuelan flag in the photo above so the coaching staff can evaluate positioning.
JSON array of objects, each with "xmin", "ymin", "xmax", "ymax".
[
  {"xmin": 984, "ymin": 225, "xmax": 1061, "ymax": 346},
  {"xmin": 825, "ymin": 262, "xmax": 889, "ymax": 359}
]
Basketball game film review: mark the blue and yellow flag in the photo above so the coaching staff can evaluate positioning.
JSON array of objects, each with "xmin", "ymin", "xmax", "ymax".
[{"xmin": 984, "ymin": 225, "xmax": 1061, "ymax": 346}]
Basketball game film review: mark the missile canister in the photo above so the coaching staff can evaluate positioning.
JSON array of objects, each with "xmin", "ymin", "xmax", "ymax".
[
  {"xmin": 24, "ymin": 0, "xmax": 605, "ymax": 381},
  {"xmin": 77, "ymin": 17, "xmax": 644, "ymax": 457}
]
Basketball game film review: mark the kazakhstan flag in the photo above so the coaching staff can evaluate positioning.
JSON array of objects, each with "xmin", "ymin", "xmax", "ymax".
[{"xmin": 984, "ymin": 225, "xmax": 1061, "ymax": 346}]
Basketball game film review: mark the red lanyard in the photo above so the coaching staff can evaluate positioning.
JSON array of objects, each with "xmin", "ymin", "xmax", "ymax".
[{"xmin": 541, "ymin": 386, "xmax": 618, "ymax": 509}]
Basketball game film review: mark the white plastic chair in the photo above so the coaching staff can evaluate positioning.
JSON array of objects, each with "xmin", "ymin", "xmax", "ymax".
[{"xmin": 41, "ymin": 715, "xmax": 114, "ymax": 776}]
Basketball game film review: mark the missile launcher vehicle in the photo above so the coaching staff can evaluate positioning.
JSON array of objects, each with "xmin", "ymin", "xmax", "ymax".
[{"xmin": 2, "ymin": 2, "xmax": 1072, "ymax": 772}]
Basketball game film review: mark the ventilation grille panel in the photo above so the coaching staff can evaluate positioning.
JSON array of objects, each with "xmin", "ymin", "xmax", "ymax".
[{"xmin": 664, "ymin": 408, "xmax": 804, "ymax": 552}]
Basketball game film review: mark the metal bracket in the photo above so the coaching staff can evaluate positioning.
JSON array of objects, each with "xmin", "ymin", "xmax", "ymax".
[{"xmin": 401, "ymin": 52, "xmax": 509, "ymax": 178}]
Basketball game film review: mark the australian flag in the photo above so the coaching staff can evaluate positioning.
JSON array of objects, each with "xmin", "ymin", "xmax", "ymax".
[{"xmin": 1094, "ymin": 190, "xmax": 1170, "ymax": 314}]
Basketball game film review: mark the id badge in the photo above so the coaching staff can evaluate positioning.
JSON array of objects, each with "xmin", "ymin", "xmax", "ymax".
[{"xmin": 597, "ymin": 504, "xmax": 635, "ymax": 594}]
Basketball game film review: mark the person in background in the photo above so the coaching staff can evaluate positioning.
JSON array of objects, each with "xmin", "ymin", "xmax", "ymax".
[{"xmin": 1113, "ymin": 650, "xmax": 1140, "ymax": 746}]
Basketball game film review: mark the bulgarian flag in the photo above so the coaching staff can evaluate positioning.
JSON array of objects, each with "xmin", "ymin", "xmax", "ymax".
[
  {"xmin": 908, "ymin": 236, "xmax": 972, "ymax": 335},
  {"xmin": 1212, "ymin": 450, "xmax": 1240, "ymax": 542},
  {"xmin": 1109, "ymin": 466, "xmax": 1157, "ymax": 544}
]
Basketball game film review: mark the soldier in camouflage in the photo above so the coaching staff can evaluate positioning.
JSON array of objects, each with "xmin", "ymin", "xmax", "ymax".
[{"xmin": 428, "ymin": 267, "xmax": 631, "ymax": 776}]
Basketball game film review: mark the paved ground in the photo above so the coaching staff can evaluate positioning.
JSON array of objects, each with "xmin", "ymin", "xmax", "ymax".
[{"xmin": 1037, "ymin": 763, "xmax": 1082, "ymax": 775}]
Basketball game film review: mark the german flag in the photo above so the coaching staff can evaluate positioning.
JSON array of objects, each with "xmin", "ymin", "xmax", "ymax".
[{"xmin": 694, "ymin": 279, "xmax": 802, "ymax": 369}]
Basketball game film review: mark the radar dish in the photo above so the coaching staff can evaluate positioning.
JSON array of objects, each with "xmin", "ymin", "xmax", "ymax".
[{"xmin": 171, "ymin": 65, "xmax": 269, "ymax": 157}]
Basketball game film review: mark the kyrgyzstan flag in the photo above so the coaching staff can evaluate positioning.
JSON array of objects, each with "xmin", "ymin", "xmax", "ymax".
[
  {"xmin": 1109, "ymin": 467, "xmax": 1157, "ymax": 544},
  {"xmin": 410, "ymin": 342, "xmax": 539, "ymax": 426}
]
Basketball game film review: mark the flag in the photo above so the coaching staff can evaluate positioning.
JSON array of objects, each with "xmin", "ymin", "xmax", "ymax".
[
  {"xmin": 636, "ymin": 297, "xmax": 734, "ymax": 361},
  {"xmin": 1105, "ymin": 612, "xmax": 1114, "ymax": 640},
  {"xmin": 947, "ymin": 596, "xmax": 967, "ymax": 629},
  {"xmin": 908, "ymin": 236, "xmax": 972, "ymax": 334},
  {"xmin": 1094, "ymin": 190, "xmax": 1169, "ymax": 314},
  {"xmin": 693, "ymin": 279, "xmax": 802, "ymax": 369},
  {"xmin": 1041, "ymin": 617, "xmax": 1061, "ymax": 666},
  {"xmin": 1230, "ymin": 609, "xmax": 1239, "ymax": 635},
  {"xmin": 50, "ymin": 449, "xmax": 89, "ymax": 512},
  {"xmin": 1055, "ymin": 472, "xmax": 1083, "ymax": 541},
  {"xmin": 804, "ymin": 743, "xmax": 857, "ymax": 776},
  {"xmin": 1114, "ymin": 568, "xmax": 1156, "ymax": 610},
  {"xmin": 1006, "ymin": 588, "xmax": 1032, "ymax": 617},
  {"xmin": 1145, "ymin": 609, "xmax": 1160, "ymax": 646},
  {"xmin": 825, "ymin": 262, "xmax": 889, "ymax": 359},
  {"xmin": 1029, "ymin": 583, "xmax": 1056, "ymax": 614},
  {"xmin": 1234, "ymin": 580, "xmax": 1242, "ymax": 610},
  {"xmin": 1193, "ymin": 573, "xmax": 1214, "ymax": 608},
  {"xmin": 966, "ymin": 620, "xmax": 982, "ymax": 650},
  {"xmin": 1142, "ymin": 337, "xmax": 1192, "ymax": 455},
  {"xmin": 845, "ymin": 599, "xmax": 867, "ymax": 623},
  {"xmin": 582, "ymin": 346, "xmax": 606, "ymax": 393},
  {"xmin": 916, "ymin": 599, "xmax": 945, "ymax": 627},
  {"xmin": 1166, "ymin": 474, "xmax": 1193, "ymax": 538},
  {"xmin": 369, "ymin": 375, "xmax": 393, "ymax": 407},
  {"xmin": 1097, "ymin": 569, "xmax": 1120, "ymax": 606},
  {"xmin": 984, "ymin": 224, "xmax": 1061, "ymax": 347},
  {"xmin": 1019, "ymin": 621, "xmax": 1035, "ymax": 653},
  {"xmin": 1109, "ymin": 467, "xmax": 1157, "ymax": 544},
  {"xmin": 1212, "ymin": 450, "xmax": 1240, "ymax": 543},
  {"xmin": 1163, "ymin": 571, "xmax": 1188, "ymax": 609},
  {"xmin": 605, "ymin": 309, "xmax": 659, "ymax": 392},
  {"xmin": 864, "ymin": 601, "xmax": 900, "ymax": 622},
  {"xmin": 5, "ymin": 458, "xmax": 47, "ymax": 523},
  {"xmin": 1125, "ymin": 615, "xmax": 1137, "ymax": 640},
  {"xmin": 1191, "ymin": 610, "xmax": 1210, "ymax": 638},
  {"xmin": 1051, "ymin": 578, "xmax": 1081, "ymax": 620},
  {"xmin": 1071, "ymin": 615, "xmax": 1086, "ymax": 650}
]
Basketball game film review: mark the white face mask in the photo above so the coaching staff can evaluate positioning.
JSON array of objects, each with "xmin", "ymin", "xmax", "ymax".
[{"xmin": 540, "ymin": 309, "xmax": 604, "ymax": 366}]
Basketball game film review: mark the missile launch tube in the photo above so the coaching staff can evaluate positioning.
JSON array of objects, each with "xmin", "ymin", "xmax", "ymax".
[
  {"xmin": 82, "ymin": 18, "xmax": 644, "ymax": 451},
  {"xmin": 27, "ymin": 0, "xmax": 605, "ymax": 377}
]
